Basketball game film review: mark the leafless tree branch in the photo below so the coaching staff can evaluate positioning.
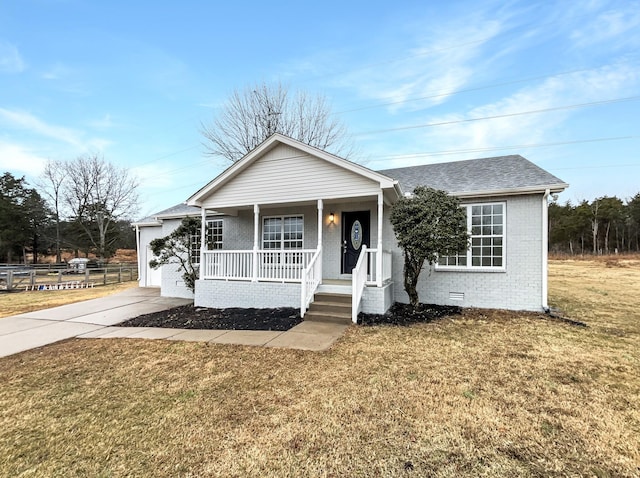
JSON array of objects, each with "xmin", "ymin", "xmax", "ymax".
[{"xmin": 201, "ymin": 81, "xmax": 354, "ymax": 162}]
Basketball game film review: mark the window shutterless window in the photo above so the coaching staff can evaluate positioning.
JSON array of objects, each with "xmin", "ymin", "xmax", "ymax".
[
  {"xmin": 262, "ymin": 215, "xmax": 303, "ymax": 250},
  {"xmin": 191, "ymin": 219, "xmax": 223, "ymax": 264},
  {"xmin": 438, "ymin": 203, "xmax": 505, "ymax": 270}
]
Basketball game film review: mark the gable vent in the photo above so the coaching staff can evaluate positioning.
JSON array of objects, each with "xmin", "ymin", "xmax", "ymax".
[{"xmin": 449, "ymin": 292, "xmax": 464, "ymax": 301}]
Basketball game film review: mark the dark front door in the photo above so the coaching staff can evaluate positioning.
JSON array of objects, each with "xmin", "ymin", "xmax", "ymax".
[{"xmin": 341, "ymin": 211, "xmax": 370, "ymax": 274}]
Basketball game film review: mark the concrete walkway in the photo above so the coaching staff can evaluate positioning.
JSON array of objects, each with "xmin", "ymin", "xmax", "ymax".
[{"xmin": 0, "ymin": 288, "xmax": 348, "ymax": 359}]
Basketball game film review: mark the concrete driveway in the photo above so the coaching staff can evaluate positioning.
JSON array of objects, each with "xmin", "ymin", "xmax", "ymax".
[
  {"xmin": 0, "ymin": 288, "xmax": 192, "ymax": 358},
  {"xmin": 0, "ymin": 288, "xmax": 348, "ymax": 358}
]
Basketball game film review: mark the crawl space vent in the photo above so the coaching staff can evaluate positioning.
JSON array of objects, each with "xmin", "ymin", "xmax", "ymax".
[{"xmin": 449, "ymin": 292, "xmax": 464, "ymax": 301}]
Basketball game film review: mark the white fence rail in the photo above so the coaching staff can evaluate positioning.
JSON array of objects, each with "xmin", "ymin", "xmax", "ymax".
[
  {"xmin": 202, "ymin": 250, "xmax": 315, "ymax": 282},
  {"xmin": 300, "ymin": 248, "xmax": 322, "ymax": 318},
  {"xmin": 351, "ymin": 245, "xmax": 368, "ymax": 323}
]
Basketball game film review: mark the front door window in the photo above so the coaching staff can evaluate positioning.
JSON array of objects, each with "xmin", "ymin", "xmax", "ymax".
[{"xmin": 342, "ymin": 211, "xmax": 370, "ymax": 274}]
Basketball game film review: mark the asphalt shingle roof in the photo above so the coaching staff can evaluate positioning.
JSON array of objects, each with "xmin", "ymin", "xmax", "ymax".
[
  {"xmin": 136, "ymin": 155, "xmax": 567, "ymax": 224},
  {"xmin": 133, "ymin": 203, "xmax": 201, "ymax": 224},
  {"xmin": 154, "ymin": 203, "xmax": 201, "ymax": 218},
  {"xmin": 377, "ymin": 155, "xmax": 567, "ymax": 195}
]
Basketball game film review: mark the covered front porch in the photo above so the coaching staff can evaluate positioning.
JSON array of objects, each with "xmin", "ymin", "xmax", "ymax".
[
  {"xmin": 195, "ymin": 196, "xmax": 394, "ymax": 322},
  {"xmin": 185, "ymin": 134, "xmax": 402, "ymax": 320}
]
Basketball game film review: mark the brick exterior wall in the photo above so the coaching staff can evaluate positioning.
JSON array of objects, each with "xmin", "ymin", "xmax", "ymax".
[
  {"xmin": 361, "ymin": 283, "xmax": 394, "ymax": 314},
  {"xmin": 386, "ymin": 194, "xmax": 545, "ymax": 311},
  {"xmin": 153, "ymin": 193, "xmax": 545, "ymax": 313},
  {"xmin": 195, "ymin": 280, "xmax": 300, "ymax": 309}
]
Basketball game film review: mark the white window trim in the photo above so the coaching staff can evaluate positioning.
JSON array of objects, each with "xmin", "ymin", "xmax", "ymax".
[
  {"xmin": 207, "ymin": 218, "xmax": 224, "ymax": 250},
  {"xmin": 261, "ymin": 214, "xmax": 304, "ymax": 250},
  {"xmin": 192, "ymin": 218, "xmax": 224, "ymax": 265},
  {"xmin": 436, "ymin": 201, "xmax": 506, "ymax": 272}
]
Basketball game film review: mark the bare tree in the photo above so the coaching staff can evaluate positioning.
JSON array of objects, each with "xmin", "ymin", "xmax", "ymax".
[
  {"xmin": 62, "ymin": 154, "xmax": 139, "ymax": 261},
  {"xmin": 37, "ymin": 160, "xmax": 66, "ymax": 263},
  {"xmin": 201, "ymin": 81, "xmax": 354, "ymax": 162}
]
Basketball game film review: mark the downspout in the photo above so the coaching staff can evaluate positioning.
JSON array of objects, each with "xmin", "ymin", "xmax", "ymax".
[
  {"xmin": 542, "ymin": 189, "xmax": 550, "ymax": 312},
  {"xmin": 135, "ymin": 224, "xmax": 141, "ymax": 286}
]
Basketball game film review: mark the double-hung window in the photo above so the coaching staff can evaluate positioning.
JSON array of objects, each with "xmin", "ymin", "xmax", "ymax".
[
  {"xmin": 262, "ymin": 215, "xmax": 304, "ymax": 265},
  {"xmin": 262, "ymin": 216, "xmax": 304, "ymax": 250},
  {"xmin": 439, "ymin": 202, "xmax": 505, "ymax": 270},
  {"xmin": 191, "ymin": 219, "xmax": 224, "ymax": 264}
]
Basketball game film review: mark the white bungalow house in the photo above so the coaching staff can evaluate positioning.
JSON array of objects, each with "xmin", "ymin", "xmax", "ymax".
[{"xmin": 134, "ymin": 134, "xmax": 568, "ymax": 323}]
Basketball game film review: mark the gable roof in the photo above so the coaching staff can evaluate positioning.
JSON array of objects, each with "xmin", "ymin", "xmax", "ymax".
[
  {"xmin": 378, "ymin": 155, "xmax": 568, "ymax": 197},
  {"xmin": 154, "ymin": 203, "xmax": 201, "ymax": 219},
  {"xmin": 132, "ymin": 203, "xmax": 201, "ymax": 226},
  {"xmin": 187, "ymin": 133, "xmax": 400, "ymax": 206}
]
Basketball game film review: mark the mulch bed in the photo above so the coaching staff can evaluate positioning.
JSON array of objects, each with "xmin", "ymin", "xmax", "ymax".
[
  {"xmin": 359, "ymin": 302, "xmax": 462, "ymax": 326},
  {"xmin": 120, "ymin": 302, "xmax": 583, "ymax": 331},
  {"xmin": 120, "ymin": 305, "xmax": 302, "ymax": 331}
]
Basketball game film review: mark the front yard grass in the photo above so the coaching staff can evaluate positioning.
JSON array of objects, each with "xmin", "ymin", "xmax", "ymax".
[
  {"xmin": 0, "ymin": 260, "xmax": 638, "ymax": 477},
  {"xmin": 0, "ymin": 281, "xmax": 138, "ymax": 318}
]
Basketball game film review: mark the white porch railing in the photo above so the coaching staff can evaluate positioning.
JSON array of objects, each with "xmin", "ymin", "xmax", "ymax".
[
  {"xmin": 351, "ymin": 245, "xmax": 368, "ymax": 324},
  {"xmin": 300, "ymin": 248, "xmax": 322, "ymax": 318},
  {"xmin": 202, "ymin": 249, "xmax": 315, "ymax": 282},
  {"xmin": 201, "ymin": 250, "xmax": 253, "ymax": 280},
  {"xmin": 256, "ymin": 250, "xmax": 315, "ymax": 282},
  {"xmin": 364, "ymin": 248, "xmax": 393, "ymax": 285}
]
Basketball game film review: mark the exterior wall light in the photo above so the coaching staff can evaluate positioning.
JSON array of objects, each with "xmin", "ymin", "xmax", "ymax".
[{"xmin": 329, "ymin": 212, "xmax": 335, "ymax": 223}]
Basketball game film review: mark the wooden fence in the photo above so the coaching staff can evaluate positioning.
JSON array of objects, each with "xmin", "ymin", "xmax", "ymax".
[{"xmin": 0, "ymin": 263, "xmax": 139, "ymax": 291}]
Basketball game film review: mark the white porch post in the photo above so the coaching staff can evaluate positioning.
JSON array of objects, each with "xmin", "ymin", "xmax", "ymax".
[
  {"xmin": 377, "ymin": 192, "xmax": 383, "ymax": 287},
  {"xmin": 199, "ymin": 208, "xmax": 206, "ymax": 280},
  {"xmin": 252, "ymin": 204, "xmax": 260, "ymax": 282},
  {"xmin": 317, "ymin": 199, "xmax": 323, "ymax": 282}
]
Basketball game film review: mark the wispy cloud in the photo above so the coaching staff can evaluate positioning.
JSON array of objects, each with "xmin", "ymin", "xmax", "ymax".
[
  {"xmin": 0, "ymin": 142, "xmax": 47, "ymax": 176},
  {"xmin": 570, "ymin": 2, "xmax": 640, "ymax": 49},
  {"xmin": 42, "ymin": 62, "xmax": 73, "ymax": 80},
  {"xmin": 89, "ymin": 114, "xmax": 114, "ymax": 130},
  {"xmin": 381, "ymin": 61, "xmax": 640, "ymax": 167},
  {"xmin": 331, "ymin": 3, "xmax": 547, "ymax": 116},
  {"xmin": 0, "ymin": 108, "xmax": 84, "ymax": 147},
  {"xmin": 0, "ymin": 108, "xmax": 113, "ymax": 154},
  {"xmin": 0, "ymin": 41, "xmax": 25, "ymax": 73}
]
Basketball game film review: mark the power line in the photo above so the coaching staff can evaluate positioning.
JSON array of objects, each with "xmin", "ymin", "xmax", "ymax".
[
  {"xmin": 354, "ymin": 96, "xmax": 640, "ymax": 136},
  {"xmin": 364, "ymin": 135, "xmax": 640, "ymax": 162},
  {"xmin": 549, "ymin": 163, "xmax": 640, "ymax": 171},
  {"xmin": 335, "ymin": 60, "xmax": 640, "ymax": 114}
]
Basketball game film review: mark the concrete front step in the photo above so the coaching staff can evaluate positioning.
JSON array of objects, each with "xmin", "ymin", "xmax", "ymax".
[
  {"xmin": 313, "ymin": 292, "xmax": 351, "ymax": 304},
  {"xmin": 316, "ymin": 283, "xmax": 352, "ymax": 295},
  {"xmin": 304, "ymin": 310, "xmax": 351, "ymax": 325},
  {"xmin": 305, "ymin": 292, "xmax": 352, "ymax": 325},
  {"xmin": 308, "ymin": 301, "xmax": 350, "ymax": 315}
]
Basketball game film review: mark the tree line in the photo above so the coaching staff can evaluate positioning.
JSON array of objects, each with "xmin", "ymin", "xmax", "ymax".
[
  {"xmin": 549, "ymin": 193, "xmax": 640, "ymax": 255},
  {"xmin": 0, "ymin": 154, "xmax": 138, "ymax": 264}
]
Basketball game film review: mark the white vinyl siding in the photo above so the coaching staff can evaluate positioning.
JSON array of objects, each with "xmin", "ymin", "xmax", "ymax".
[{"xmin": 201, "ymin": 144, "xmax": 381, "ymax": 209}]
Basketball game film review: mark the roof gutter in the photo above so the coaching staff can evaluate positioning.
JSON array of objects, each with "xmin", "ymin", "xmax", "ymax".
[{"xmin": 452, "ymin": 183, "xmax": 569, "ymax": 199}]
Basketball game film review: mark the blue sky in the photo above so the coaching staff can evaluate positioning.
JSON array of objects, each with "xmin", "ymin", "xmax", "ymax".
[{"xmin": 1, "ymin": 0, "xmax": 639, "ymax": 218}]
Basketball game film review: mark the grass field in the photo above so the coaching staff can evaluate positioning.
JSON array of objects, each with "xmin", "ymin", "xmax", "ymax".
[
  {"xmin": 0, "ymin": 260, "xmax": 638, "ymax": 477},
  {"xmin": 0, "ymin": 281, "xmax": 138, "ymax": 318}
]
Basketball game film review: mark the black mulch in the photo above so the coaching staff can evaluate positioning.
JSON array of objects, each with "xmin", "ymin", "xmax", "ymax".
[
  {"xmin": 119, "ymin": 305, "xmax": 302, "ymax": 331},
  {"xmin": 359, "ymin": 302, "xmax": 462, "ymax": 326}
]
